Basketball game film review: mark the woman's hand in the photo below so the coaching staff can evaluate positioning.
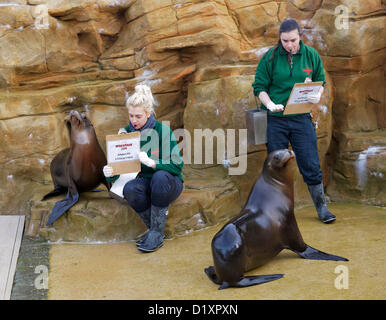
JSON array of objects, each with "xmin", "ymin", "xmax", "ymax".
[
  {"xmin": 139, "ymin": 152, "xmax": 156, "ymax": 168},
  {"xmin": 103, "ymin": 165, "xmax": 114, "ymax": 177},
  {"xmin": 307, "ymin": 86, "xmax": 324, "ymax": 104},
  {"xmin": 259, "ymin": 92, "xmax": 284, "ymax": 112},
  {"xmin": 118, "ymin": 128, "xmax": 127, "ymax": 134},
  {"xmin": 307, "ymin": 92, "xmax": 321, "ymax": 104},
  {"xmin": 266, "ymin": 101, "xmax": 284, "ymax": 112}
]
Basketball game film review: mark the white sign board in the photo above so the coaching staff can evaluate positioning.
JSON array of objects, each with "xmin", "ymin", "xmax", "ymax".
[
  {"xmin": 284, "ymin": 81, "xmax": 323, "ymax": 115},
  {"xmin": 106, "ymin": 132, "xmax": 141, "ymax": 174}
]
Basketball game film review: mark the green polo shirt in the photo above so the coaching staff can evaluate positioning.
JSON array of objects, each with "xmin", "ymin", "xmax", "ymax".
[
  {"xmin": 107, "ymin": 121, "xmax": 184, "ymax": 183},
  {"xmin": 252, "ymin": 40, "xmax": 326, "ymax": 117}
]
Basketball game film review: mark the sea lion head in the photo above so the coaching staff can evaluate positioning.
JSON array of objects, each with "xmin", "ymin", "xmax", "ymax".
[
  {"xmin": 66, "ymin": 110, "xmax": 93, "ymax": 130},
  {"xmin": 264, "ymin": 149, "xmax": 295, "ymax": 184},
  {"xmin": 65, "ymin": 110, "xmax": 95, "ymax": 144}
]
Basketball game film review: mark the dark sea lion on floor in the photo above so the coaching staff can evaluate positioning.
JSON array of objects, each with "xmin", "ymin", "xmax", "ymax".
[
  {"xmin": 205, "ymin": 149, "xmax": 348, "ymax": 290},
  {"xmin": 41, "ymin": 110, "xmax": 110, "ymax": 225}
]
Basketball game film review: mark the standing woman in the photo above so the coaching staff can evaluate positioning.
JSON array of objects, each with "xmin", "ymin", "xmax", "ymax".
[
  {"xmin": 252, "ymin": 18, "xmax": 335, "ymax": 223},
  {"xmin": 103, "ymin": 84, "xmax": 184, "ymax": 252}
]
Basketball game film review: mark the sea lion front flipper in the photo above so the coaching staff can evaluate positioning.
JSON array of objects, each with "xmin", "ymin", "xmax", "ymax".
[
  {"xmin": 216, "ymin": 274, "xmax": 285, "ymax": 290},
  {"xmin": 41, "ymin": 185, "xmax": 67, "ymax": 201},
  {"xmin": 219, "ymin": 274, "xmax": 284, "ymax": 290},
  {"xmin": 204, "ymin": 266, "xmax": 221, "ymax": 285},
  {"xmin": 295, "ymin": 245, "xmax": 348, "ymax": 262},
  {"xmin": 46, "ymin": 190, "xmax": 79, "ymax": 226},
  {"xmin": 205, "ymin": 266, "xmax": 284, "ymax": 290},
  {"xmin": 46, "ymin": 174, "xmax": 79, "ymax": 226}
]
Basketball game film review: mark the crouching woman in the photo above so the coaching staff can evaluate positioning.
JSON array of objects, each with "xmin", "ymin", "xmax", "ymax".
[{"xmin": 103, "ymin": 84, "xmax": 184, "ymax": 252}]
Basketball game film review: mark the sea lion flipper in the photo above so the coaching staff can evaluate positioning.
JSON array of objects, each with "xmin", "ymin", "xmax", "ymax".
[
  {"xmin": 205, "ymin": 266, "xmax": 284, "ymax": 289},
  {"xmin": 46, "ymin": 175, "xmax": 80, "ymax": 226},
  {"xmin": 103, "ymin": 179, "xmax": 111, "ymax": 191},
  {"xmin": 295, "ymin": 245, "xmax": 348, "ymax": 262},
  {"xmin": 204, "ymin": 266, "xmax": 221, "ymax": 285},
  {"xmin": 46, "ymin": 190, "xmax": 79, "ymax": 226},
  {"xmin": 219, "ymin": 274, "xmax": 284, "ymax": 290},
  {"xmin": 41, "ymin": 185, "xmax": 67, "ymax": 201}
]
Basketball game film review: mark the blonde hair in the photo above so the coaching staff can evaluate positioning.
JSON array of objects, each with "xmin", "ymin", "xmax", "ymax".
[{"xmin": 126, "ymin": 84, "xmax": 155, "ymax": 114}]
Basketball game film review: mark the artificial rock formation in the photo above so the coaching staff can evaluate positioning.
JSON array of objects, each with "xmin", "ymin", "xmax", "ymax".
[{"xmin": 0, "ymin": 0, "xmax": 384, "ymax": 241}]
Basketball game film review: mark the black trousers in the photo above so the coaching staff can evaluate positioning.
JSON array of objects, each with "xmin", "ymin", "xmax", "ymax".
[
  {"xmin": 266, "ymin": 114, "xmax": 322, "ymax": 186},
  {"xmin": 122, "ymin": 170, "xmax": 183, "ymax": 212}
]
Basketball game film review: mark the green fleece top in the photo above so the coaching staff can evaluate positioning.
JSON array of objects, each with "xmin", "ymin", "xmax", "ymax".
[
  {"xmin": 107, "ymin": 121, "xmax": 184, "ymax": 183},
  {"xmin": 252, "ymin": 40, "xmax": 326, "ymax": 117}
]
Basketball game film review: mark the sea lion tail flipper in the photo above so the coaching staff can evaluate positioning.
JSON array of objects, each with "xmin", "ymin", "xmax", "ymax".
[
  {"xmin": 296, "ymin": 245, "xmax": 348, "ymax": 262},
  {"xmin": 46, "ymin": 191, "xmax": 79, "ymax": 226},
  {"xmin": 41, "ymin": 185, "xmax": 67, "ymax": 201}
]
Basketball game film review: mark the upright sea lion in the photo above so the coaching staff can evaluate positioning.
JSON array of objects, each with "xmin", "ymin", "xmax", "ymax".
[
  {"xmin": 42, "ymin": 110, "xmax": 110, "ymax": 225},
  {"xmin": 205, "ymin": 149, "xmax": 348, "ymax": 290}
]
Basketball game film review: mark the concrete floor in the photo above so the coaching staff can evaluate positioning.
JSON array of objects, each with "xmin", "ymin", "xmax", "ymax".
[{"xmin": 47, "ymin": 203, "xmax": 385, "ymax": 300}]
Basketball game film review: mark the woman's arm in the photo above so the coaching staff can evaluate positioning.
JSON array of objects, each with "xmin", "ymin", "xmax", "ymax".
[
  {"xmin": 258, "ymin": 91, "xmax": 273, "ymax": 107},
  {"xmin": 258, "ymin": 91, "xmax": 284, "ymax": 112}
]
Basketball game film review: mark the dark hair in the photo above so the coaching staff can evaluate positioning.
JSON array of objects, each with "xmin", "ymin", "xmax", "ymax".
[
  {"xmin": 268, "ymin": 18, "xmax": 302, "ymax": 62},
  {"xmin": 279, "ymin": 18, "xmax": 301, "ymax": 35}
]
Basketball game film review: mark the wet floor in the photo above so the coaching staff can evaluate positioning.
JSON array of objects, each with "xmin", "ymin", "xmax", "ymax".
[{"xmin": 47, "ymin": 203, "xmax": 385, "ymax": 300}]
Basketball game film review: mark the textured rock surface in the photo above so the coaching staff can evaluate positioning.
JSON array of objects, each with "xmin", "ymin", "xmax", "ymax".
[
  {"xmin": 303, "ymin": 0, "xmax": 386, "ymax": 206},
  {"xmin": 0, "ymin": 0, "xmax": 384, "ymax": 241},
  {"xmin": 29, "ymin": 167, "xmax": 242, "ymax": 241}
]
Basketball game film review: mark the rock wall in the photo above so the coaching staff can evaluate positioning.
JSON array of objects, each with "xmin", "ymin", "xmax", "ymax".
[
  {"xmin": 307, "ymin": 0, "xmax": 386, "ymax": 205},
  {"xmin": 0, "ymin": 0, "xmax": 384, "ymax": 241}
]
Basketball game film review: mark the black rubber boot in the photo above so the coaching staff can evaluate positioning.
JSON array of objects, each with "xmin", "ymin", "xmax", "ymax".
[
  {"xmin": 138, "ymin": 205, "xmax": 168, "ymax": 253},
  {"xmin": 307, "ymin": 183, "xmax": 336, "ymax": 223},
  {"xmin": 135, "ymin": 208, "xmax": 151, "ymax": 247},
  {"xmin": 135, "ymin": 231, "xmax": 149, "ymax": 247}
]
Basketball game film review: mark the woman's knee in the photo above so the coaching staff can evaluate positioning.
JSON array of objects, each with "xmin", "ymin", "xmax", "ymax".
[
  {"xmin": 150, "ymin": 171, "xmax": 183, "ymax": 207},
  {"xmin": 122, "ymin": 181, "xmax": 138, "ymax": 200},
  {"xmin": 152, "ymin": 170, "xmax": 169, "ymax": 181},
  {"xmin": 150, "ymin": 171, "xmax": 172, "ymax": 191},
  {"xmin": 123, "ymin": 179, "xmax": 149, "ymax": 209}
]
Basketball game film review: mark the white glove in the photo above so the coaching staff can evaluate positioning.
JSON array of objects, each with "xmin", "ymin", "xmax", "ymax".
[
  {"xmin": 138, "ymin": 151, "xmax": 156, "ymax": 168},
  {"xmin": 103, "ymin": 165, "xmax": 114, "ymax": 177},
  {"xmin": 307, "ymin": 92, "xmax": 321, "ymax": 104},
  {"xmin": 118, "ymin": 128, "xmax": 127, "ymax": 134},
  {"xmin": 266, "ymin": 101, "xmax": 284, "ymax": 112}
]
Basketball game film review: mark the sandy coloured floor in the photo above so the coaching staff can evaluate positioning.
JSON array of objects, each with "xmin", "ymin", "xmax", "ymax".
[{"xmin": 47, "ymin": 203, "xmax": 385, "ymax": 300}]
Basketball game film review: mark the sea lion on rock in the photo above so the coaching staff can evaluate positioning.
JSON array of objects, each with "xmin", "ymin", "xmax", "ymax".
[
  {"xmin": 42, "ymin": 110, "xmax": 110, "ymax": 225},
  {"xmin": 205, "ymin": 149, "xmax": 348, "ymax": 290}
]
